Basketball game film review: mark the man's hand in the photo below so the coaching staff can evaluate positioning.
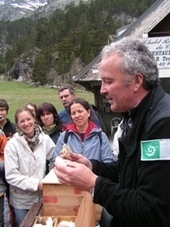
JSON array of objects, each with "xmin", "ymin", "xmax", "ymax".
[
  {"xmin": 54, "ymin": 161, "xmax": 97, "ymax": 193},
  {"xmin": 60, "ymin": 151, "xmax": 93, "ymax": 170}
]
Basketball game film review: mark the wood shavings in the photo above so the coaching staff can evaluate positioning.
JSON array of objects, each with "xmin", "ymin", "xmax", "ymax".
[{"xmin": 62, "ymin": 144, "xmax": 71, "ymax": 159}]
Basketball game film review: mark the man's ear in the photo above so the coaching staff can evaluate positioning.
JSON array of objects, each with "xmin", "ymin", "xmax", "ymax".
[{"xmin": 133, "ymin": 73, "xmax": 143, "ymax": 92}]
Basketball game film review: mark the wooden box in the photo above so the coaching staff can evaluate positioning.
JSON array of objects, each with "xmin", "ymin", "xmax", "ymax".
[
  {"xmin": 32, "ymin": 193, "xmax": 96, "ymax": 227},
  {"xmin": 42, "ymin": 169, "xmax": 102, "ymax": 225}
]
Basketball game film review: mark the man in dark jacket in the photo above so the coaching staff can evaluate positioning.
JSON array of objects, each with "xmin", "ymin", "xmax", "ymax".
[
  {"xmin": 0, "ymin": 98, "xmax": 16, "ymax": 140},
  {"xmin": 54, "ymin": 37, "xmax": 170, "ymax": 227}
]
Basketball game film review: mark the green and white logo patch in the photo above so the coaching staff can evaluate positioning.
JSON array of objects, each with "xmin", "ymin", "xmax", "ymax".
[{"xmin": 141, "ymin": 139, "xmax": 170, "ymax": 161}]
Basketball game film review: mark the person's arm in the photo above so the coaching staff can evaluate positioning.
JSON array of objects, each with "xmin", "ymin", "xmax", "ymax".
[
  {"xmin": 93, "ymin": 118, "xmax": 170, "ymax": 226},
  {"xmin": 0, "ymin": 130, "xmax": 7, "ymax": 177},
  {"xmin": 54, "ymin": 152, "xmax": 118, "ymax": 191},
  {"xmin": 91, "ymin": 159, "xmax": 118, "ymax": 182},
  {"xmin": 0, "ymin": 130, "xmax": 7, "ymax": 155}
]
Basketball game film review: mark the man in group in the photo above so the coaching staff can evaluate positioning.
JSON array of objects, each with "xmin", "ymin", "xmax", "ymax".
[
  {"xmin": 0, "ymin": 98, "xmax": 16, "ymax": 140},
  {"xmin": 54, "ymin": 37, "xmax": 170, "ymax": 227},
  {"xmin": 58, "ymin": 84, "xmax": 106, "ymax": 132},
  {"xmin": 58, "ymin": 84, "xmax": 76, "ymax": 125}
]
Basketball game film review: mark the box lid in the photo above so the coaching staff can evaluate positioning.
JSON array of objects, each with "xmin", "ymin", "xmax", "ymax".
[{"xmin": 42, "ymin": 169, "xmax": 61, "ymax": 184}]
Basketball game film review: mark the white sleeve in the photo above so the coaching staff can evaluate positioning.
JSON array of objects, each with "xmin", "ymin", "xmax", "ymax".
[{"xmin": 112, "ymin": 121, "xmax": 123, "ymax": 161}]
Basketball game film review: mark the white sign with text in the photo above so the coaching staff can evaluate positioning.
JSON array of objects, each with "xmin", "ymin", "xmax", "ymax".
[{"xmin": 142, "ymin": 37, "xmax": 170, "ymax": 69}]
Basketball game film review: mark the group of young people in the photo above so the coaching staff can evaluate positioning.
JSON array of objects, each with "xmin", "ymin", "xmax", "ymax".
[
  {"xmin": 1, "ymin": 36, "xmax": 170, "ymax": 227},
  {"xmin": 0, "ymin": 84, "xmax": 113, "ymax": 226}
]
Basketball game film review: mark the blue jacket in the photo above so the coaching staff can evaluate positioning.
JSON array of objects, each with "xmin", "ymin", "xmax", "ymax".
[
  {"xmin": 59, "ymin": 109, "xmax": 72, "ymax": 125},
  {"xmin": 53, "ymin": 124, "xmax": 113, "ymax": 163}
]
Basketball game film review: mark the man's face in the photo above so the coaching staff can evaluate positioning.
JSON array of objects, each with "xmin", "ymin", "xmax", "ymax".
[
  {"xmin": 99, "ymin": 54, "xmax": 136, "ymax": 113},
  {"xmin": 0, "ymin": 107, "xmax": 7, "ymax": 122},
  {"xmin": 59, "ymin": 89, "xmax": 75, "ymax": 108}
]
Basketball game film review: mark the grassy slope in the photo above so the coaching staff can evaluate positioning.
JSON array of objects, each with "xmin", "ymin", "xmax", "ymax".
[{"xmin": 0, "ymin": 80, "xmax": 94, "ymax": 122}]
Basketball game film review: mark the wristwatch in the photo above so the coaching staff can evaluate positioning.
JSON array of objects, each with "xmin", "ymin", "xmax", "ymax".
[{"xmin": 91, "ymin": 187, "xmax": 95, "ymax": 198}]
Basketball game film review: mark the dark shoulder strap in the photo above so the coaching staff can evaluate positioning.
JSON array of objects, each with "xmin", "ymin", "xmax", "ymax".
[
  {"xmin": 98, "ymin": 131, "xmax": 102, "ymax": 145},
  {"xmin": 64, "ymin": 130, "xmax": 70, "ymax": 143},
  {"xmin": 64, "ymin": 130, "xmax": 102, "ymax": 145}
]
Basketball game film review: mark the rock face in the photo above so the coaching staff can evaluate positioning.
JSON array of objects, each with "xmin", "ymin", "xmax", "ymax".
[
  {"xmin": 7, "ymin": 52, "xmax": 35, "ymax": 82},
  {"xmin": 0, "ymin": 0, "xmax": 90, "ymax": 21},
  {"xmin": 6, "ymin": 50, "xmax": 83, "ymax": 86},
  {"xmin": 9, "ymin": 60, "xmax": 33, "ymax": 82}
]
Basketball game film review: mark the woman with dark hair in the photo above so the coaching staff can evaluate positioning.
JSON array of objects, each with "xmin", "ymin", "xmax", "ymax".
[
  {"xmin": 37, "ymin": 102, "xmax": 63, "ymax": 144},
  {"xmin": 53, "ymin": 97, "xmax": 113, "ymax": 162}
]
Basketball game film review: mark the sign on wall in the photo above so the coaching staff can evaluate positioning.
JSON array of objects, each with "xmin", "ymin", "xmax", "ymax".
[{"xmin": 142, "ymin": 37, "xmax": 170, "ymax": 69}]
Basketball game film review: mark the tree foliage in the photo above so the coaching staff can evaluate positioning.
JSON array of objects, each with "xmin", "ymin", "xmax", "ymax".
[
  {"xmin": 32, "ymin": 52, "xmax": 49, "ymax": 85},
  {"xmin": 0, "ymin": 0, "xmax": 155, "ymax": 84}
]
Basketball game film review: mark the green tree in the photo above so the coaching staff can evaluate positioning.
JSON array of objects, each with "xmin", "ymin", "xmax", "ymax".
[
  {"xmin": 5, "ymin": 46, "xmax": 17, "ymax": 69},
  {"xmin": 32, "ymin": 53, "xmax": 48, "ymax": 85}
]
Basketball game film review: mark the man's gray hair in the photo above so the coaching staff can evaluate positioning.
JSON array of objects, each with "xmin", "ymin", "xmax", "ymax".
[{"xmin": 101, "ymin": 37, "xmax": 159, "ymax": 90}]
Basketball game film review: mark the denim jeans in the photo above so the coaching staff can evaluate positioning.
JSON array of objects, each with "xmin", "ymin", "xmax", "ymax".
[{"xmin": 13, "ymin": 207, "xmax": 29, "ymax": 226}]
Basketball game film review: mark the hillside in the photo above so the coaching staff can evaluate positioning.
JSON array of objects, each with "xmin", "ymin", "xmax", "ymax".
[{"xmin": 0, "ymin": 0, "xmax": 155, "ymax": 86}]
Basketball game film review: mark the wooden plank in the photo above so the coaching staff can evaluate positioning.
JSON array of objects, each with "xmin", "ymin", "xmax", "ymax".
[
  {"xmin": 75, "ymin": 192, "xmax": 96, "ymax": 227},
  {"xmin": 43, "ymin": 184, "xmax": 84, "ymax": 196},
  {"xmin": 20, "ymin": 202, "xmax": 42, "ymax": 227}
]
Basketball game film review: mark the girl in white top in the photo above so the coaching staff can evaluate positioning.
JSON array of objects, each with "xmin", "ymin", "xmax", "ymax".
[{"xmin": 4, "ymin": 106, "xmax": 55, "ymax": 226}]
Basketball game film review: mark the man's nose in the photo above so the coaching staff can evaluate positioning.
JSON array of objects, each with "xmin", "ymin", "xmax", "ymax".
[
  {"xmin": 100, "ymin": 83, "xmax": 107, "ymax": 95},
  {"xmin": 63, "ymin": 97, "xmax": 67, "ymax": 101}
]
